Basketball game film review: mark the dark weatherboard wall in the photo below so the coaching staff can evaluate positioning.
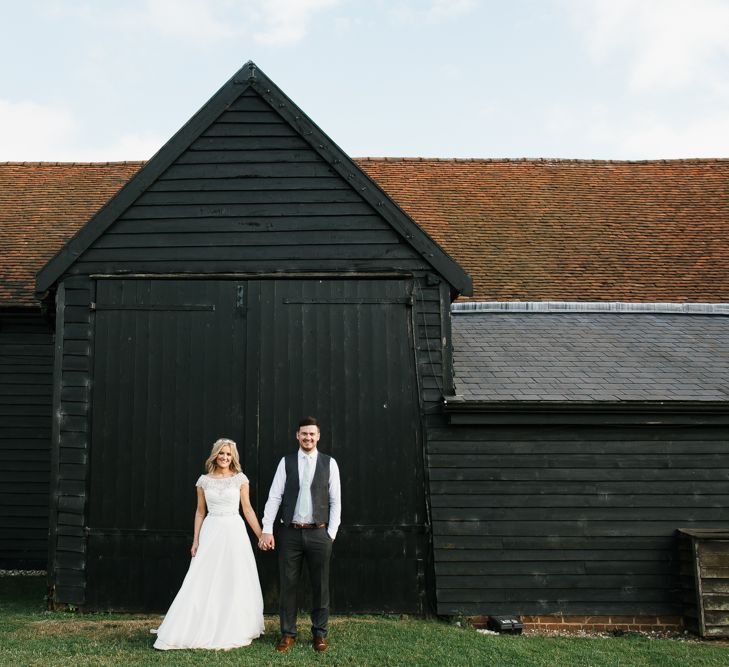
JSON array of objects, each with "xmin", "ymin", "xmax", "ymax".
[
  {"xmin": 428, "ymin": 418, "xmax": 729, "ymax": 616},
  {"xmin": 40, "ymin": 64, "xmax": 464, "ymax": 612},
  {"xmin": 63, "ymin": 91, "xmax": 436, "ymax": 278},
  {"xmin": 0, "ymin": 311, "xmax": 53, "ymax": 568}
]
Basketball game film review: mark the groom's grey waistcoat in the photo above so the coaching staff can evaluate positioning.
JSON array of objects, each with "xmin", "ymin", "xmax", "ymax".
[{"xmin": 281, "ymin": 452, "xmax": 331, "ymax": 525}]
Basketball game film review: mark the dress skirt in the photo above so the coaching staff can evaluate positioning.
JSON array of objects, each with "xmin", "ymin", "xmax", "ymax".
[{"xmin": 153, "ymin": 513, "xmax": 264, "ymax": 650}]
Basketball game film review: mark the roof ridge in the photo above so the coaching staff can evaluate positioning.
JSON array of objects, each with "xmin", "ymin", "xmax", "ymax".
[
  {"xmin": 354, "ymin": 156, "xmax": 729, "ymax": 165},
  {"xmin": 3, "ymin": 157, "xmax": 729, "ymax": 166},
  {"xmin": 0, "ymin": 161, "xmax": 146, "ymax": 166}
]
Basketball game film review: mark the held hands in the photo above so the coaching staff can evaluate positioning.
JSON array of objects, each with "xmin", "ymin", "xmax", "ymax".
[{"xmin": 258, "ymin": 533, "xmax": 275, "ymax": 551}]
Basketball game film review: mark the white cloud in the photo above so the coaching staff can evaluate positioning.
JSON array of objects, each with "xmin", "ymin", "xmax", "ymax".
[
  {"xmin": 425, "ymin": 0, "xmax": 477, "ymax": 22},
  {"xmin": 568, "ymin": 0, "xmax": 729, "ymax": 93},
  {"xmin": 41, "ymin": 0, "xmax": 342, "ymax": 46},
  {"xmin": 388, "ymin": 0, "xmax": 477, "ymax": 24},
  {"xmin": 76, "ymin": 133, "xmax": 164, "ymax": 162},
  {"xmin": 252, "ymin": 0, "xmax": 340, "ymax": 45},
  {"xmin": 0, "ymin": 98, "xmax": 163, "ymax": 161},
  {"xmin": 615, "ymin": 113, "xmax": 729, "ymax": 159},
  {"xmin": 0, "ymin": 99, "xmax": 76, "ymax": 161},
  {"xmin": 39, "ymin": 0, "xmax": 238, "ymax": 43},
  {"xmin": 542, "ymin": 102, "xmax": 729, "ymax": 159},
  {"xmin": 142, "ymin": 0, "xmax": 238, "ymax": 41},
  {"xmin": 560, "ymin": 0, "xmax": 729, "ymax": 158}
]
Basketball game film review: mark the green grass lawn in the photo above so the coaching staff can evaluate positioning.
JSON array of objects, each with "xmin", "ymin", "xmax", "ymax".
[{"xmin": 1, "ymin": 576, "xmax": 727, "ymax": 667}]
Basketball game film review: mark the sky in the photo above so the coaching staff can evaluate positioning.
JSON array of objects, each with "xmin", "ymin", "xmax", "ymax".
[{"xmin": 2, "ymin": 0, "xmax": 729, "ymax": 162}]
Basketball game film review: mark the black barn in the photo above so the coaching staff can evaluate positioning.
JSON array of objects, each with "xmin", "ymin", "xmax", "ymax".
[
  {"xmin": 1, "ymin": 62, "xmax": 728, "ymax": 632},
  {"xmin": 34, "ymin": 62, "xmax": 470, "ymax": 612}
]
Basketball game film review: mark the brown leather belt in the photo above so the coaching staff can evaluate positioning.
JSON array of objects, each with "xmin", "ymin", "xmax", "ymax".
[{"xmin": 289, "ymin": 522, "xmax": 327, "ymax": 529}]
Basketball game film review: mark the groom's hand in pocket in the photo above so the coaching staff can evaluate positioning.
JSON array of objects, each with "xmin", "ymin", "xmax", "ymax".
[{"xmin": 258, "ymin": 533, "xmax": 275, "ymax": 551}]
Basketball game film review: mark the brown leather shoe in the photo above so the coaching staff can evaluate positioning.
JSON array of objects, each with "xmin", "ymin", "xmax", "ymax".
[
  {"xmin": 276, "ymin": 636, "xmax": 296, "ymax": 653},
  {"xmin": 312, "ymin": 635, "xmax": 328, "ymax": 652}
]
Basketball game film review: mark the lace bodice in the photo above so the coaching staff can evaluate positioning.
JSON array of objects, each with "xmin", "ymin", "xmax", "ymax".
[{"xmin": 196, "ymin": 472, "xmax": 248, "ymax": 516}]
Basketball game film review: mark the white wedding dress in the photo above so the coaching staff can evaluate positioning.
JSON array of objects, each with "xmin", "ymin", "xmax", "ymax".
[{"xmin": 153, "ymin": 472, "xmax": 265, "ymax": 650}]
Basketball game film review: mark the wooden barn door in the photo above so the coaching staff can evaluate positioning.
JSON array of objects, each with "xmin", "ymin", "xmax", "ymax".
[
  {"xmin": 246, "ymin": 279, "xmax": 426, "ymax": 613},
  {"xmin": 87, "ymin": 277, "xmax": 425, "ymax": 613},
  {"xmin": 86, "ymin": 279, "xmax": 247, "ymax": 610}
]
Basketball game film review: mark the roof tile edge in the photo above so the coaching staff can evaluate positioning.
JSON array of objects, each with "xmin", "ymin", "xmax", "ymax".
[
  {"xmin": 354, "ymin": 157, "xmax": 729, "ymax": 165},
  {"xmin": 451, "ymin": 301, "xmax": 729, "ymax": 315}
]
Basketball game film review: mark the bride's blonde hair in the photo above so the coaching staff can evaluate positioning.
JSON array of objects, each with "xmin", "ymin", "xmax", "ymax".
[{"xmin": 205, "ymin": 438, "xmax": 242, "ymax": 474}]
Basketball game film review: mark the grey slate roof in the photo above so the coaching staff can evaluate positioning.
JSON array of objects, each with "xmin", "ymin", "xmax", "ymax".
[{"xmin": 452, "ymin": 313, "xmax": 729, "ymax": 402}]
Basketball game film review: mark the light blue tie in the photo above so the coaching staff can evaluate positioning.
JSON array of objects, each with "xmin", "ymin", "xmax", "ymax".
[{"xmin": 298, "ymin": 456, "xmax": 314, "ymax": 518}]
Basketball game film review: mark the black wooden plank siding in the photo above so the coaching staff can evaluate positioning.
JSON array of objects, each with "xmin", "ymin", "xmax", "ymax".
[
  {"xmin": 0, "ymin": 311, "xmax": 53, "ymax": 568},
  {"xmin": 427, "ymin": 424, "xmax": 729, "ymax": 616},
  {"xmin": 58, "ymin": 277, "xmax": 433, "ymax": 612},
  {"xmin": 47, "ymin": 278, "xmax": 96, "ymax": 604},
  {"xmin": 84, "ymin": 280, "xmax": 246, "ymax": 610},
  {"xmin": 46, "ymin": 272, "xmax": 445, "ymax": 611},
  {"xmin": 69, "ymin": 89, "xmax": 421, "ymax": 278},
  {"xmin": 249, "ymin": 279, "xmax": 426, "ymax": 613},
  {"xmin": 45, "ymin": 277, "xmax": 447, "ymax": 610}
]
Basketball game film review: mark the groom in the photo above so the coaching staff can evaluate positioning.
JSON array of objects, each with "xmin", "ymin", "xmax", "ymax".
[{"xmin": 258, "ymin": 416, "xmax": 342, "ymax": 653}]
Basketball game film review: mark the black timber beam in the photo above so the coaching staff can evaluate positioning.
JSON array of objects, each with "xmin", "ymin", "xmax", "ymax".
[{"xmin": 443, "ymin": 398, "xmax": 729, "ymax": 426}]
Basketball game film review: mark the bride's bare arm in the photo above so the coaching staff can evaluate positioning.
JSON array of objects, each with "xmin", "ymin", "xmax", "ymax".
[
  {"xmin": 239, "ymin": 483, "xmax": 262, "ymax": 540},
  {"xmin": 191, "ymin": 487, "xmax": 206, "ymax": 556}
]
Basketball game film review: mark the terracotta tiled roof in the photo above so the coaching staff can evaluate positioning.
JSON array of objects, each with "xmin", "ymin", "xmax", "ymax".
[
  {"xmin": 357, "ymin": 158, "xmax": 729, "ymax": 302},
  {"xmin": 2, "ymin": 158, "xmax": 729, "ymax": 306},
  {"xmin": 0, "ymin": 162, "xmax": 143, "ymax": 306}
]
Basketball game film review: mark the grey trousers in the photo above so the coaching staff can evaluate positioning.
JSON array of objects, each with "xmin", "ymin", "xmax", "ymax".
[{"xmin": 278, "ymin": 525, "xmax": 333, "ymax": 638}]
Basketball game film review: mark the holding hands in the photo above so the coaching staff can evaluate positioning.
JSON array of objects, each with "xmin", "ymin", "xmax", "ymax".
[{"xmin": 258, "ymin": 533, "xmax": 275, "ymax": 551}]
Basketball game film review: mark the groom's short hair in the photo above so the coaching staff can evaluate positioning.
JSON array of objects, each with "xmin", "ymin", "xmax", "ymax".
[{"xmin": 298, "ymin": 416, "xmax": 320, "ymax": 431}]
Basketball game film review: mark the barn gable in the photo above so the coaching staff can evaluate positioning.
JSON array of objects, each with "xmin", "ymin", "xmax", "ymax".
[{"xmin": 36, "ymin": 62, "xmax": 471, "ymax": 298}]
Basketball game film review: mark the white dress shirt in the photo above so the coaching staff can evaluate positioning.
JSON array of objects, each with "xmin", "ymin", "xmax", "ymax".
[{"xmin": 262, "ymin": 448, "xmax": 342, "ymax": 540}]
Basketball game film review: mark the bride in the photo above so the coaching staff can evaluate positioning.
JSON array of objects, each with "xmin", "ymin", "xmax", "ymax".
[{"xmin": 153, "ymin": 438, "xmax": 265, "ymax": 650}]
